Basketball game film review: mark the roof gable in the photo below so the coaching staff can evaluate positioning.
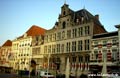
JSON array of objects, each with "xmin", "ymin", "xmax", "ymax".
[
  {"xmin": 2, "ymin": 40, "xmax": 12, "ymax": 47},
  {"xmin": 26, "ymin": 25, "xmax": 46, "ymax": 37},
  {"xmin": 17, "ymin": 25, "xmax": 46, "ymax": 39}
]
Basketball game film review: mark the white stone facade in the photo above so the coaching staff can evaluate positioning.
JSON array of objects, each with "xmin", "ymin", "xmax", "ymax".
[{"xmin": 12, "ymin": 34, "xmax": 32, "ymax": 71}]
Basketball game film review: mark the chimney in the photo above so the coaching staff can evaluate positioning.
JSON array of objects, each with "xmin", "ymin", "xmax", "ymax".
[{"xmin": 95, "ymin": 14, "xmax": 99, "ymax": 20}]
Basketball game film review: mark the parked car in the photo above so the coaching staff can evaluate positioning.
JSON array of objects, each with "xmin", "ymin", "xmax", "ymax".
[{"xmin": 36, "ymin": 70, "xmax": 55, "ymax": 78}]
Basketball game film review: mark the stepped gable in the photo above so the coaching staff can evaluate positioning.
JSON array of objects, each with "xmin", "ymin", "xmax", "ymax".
[
  {"xmin": 59, "ymin": 3, "xmax": 107, "ymax": 34},
  {"xmin": 26, "ymin": 25, "xmax": 46, "ymax": 37},
  {"xmin": 2, "ymin": 40, "xmax": 12, "ymax": 47}
]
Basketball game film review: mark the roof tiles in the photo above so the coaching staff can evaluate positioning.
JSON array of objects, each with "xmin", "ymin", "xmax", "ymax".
[
  {"xmin": 26, "ymin": 25, "xmax": 46, "ymax": 37},
  {"xmin": 2, "ymin": 40, "xmax": 12, "ymax": 47},
  {"xmin": 17, "ymin": 25, "xmax": 46, "ymax": 39}
]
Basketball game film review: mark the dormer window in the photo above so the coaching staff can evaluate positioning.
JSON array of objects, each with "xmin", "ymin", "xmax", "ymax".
[
  {"xmin": 62, "ymin": 21, "xmax": 66, "ymax": 29},
  {"xmin": 24, "ymin": 33, "xmax": 27, "ymax": 38}
]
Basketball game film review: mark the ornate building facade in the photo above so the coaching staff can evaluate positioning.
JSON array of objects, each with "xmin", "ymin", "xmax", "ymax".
[{"xmin": 43, "ymin": 3, "xmax": 106, "ymax": 77}]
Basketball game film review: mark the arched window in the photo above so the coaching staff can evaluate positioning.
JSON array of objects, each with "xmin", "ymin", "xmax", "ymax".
[
  {"xmin": 63, "ymin": 11, "xmax": 66, "ymax": 15},
  {"xmin": 62, "ymin": 21, "xmax": 66, "ymax": 29}
]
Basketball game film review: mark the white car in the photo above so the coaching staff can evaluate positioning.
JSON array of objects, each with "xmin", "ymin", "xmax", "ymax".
[{"xmin": 36, "ymin": 71, "xmax": 55, "ymax": 78}]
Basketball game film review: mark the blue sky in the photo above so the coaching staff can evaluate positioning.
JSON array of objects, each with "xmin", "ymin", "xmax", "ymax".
[{"xmin": 0, "ymin": 0, "xmax": 120, "ymax": 46}]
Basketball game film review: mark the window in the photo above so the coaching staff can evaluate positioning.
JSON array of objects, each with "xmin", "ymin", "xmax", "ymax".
[
  {"xmin": 112, "ymin": 38, "xmax": 117, "ymax": 45},
  {"xmin": 66, "ymin": 42, "xmax": 70, "ymax": 52},
  {"xmin": 44, "ymin": 46, "xmax": 47, "ymax": 53},
  {"xmin": 67, "ymin": 30, "xmax": 71, "ymax": 39},
  {"xmin": 72, "ymin": 41, "xmax": 76, "ymax": 52},
  {"xmin": 52, "ymin": 45, "xmax": 56, "ymax": 53},
  {"xmin": 112, "ymin": 49, "xmax": 118, "ymax": 61},
  {"xmin": 63, "ymin": 11, "xmax": 66, "ymax": 15},
  {"xmin": 85, "ymin": 39, "xmax": 90, "ymax": 50},
  {"xmin": 27, "ymin": 54, "xmax": 29, "ymax": 56},
  {"xmin": 78, "ymin": 40, "xmax": 82, "ymax": 51},
  {"xmin": 52, "ymin": 45, "xmax": 54, "ymax": 53},
  {"xmin": 94, "ymin": 41, "xmax": 98, "ymax": 47},
  {"xmin": 57, "ymin": 44, "xmax": 60, "ymax": 53},
  {"xmin": 103, "ymin": 40, "xmax": 107, "ymax": 45},
  {"xmin": 62, "ymin": 31, "xmax": 65, "ymax": 39},
  {"xmin": 78, "ymin": 56, "xmax": 83, "ymax": 62},
  {"xmin": 85, "ymin": 26, "xmax": 90, "ymax": 35},
  {"xmin": 61, "ymin": 44, "xmax": 64, "ymax": 53},
  {"xmin": 72, "ymin": 29, "xmax": 77, "ymax": 38},
  {"xmin": 94, "ymin": 41, "xmax": 98, "ymax": 45},
  {"xmin": 78, "ymin": 27, "xmax": 83, "ymax": 36},
  {"xmin": 49, "ymin": 34, "xmax": 52, "ymax": 42},
  {"xmin": 55, "ymin": 33, "xmax": 56, "ymax": 41},
  {"xmin": 48, "ymin": 45, "xmax": 51, "ymax": 53},
  {"xmin": 85, "ymin": 55, "xmax": 90, "ymax": 62},
  {"xmin": 45, "ymin": 35, "xmax": 48, "ymax": 42},
  {"xmin": 72, "ymin": 57, "xmax": 76, "ymax": 63},
  {"xmin": 52, "ymin": 34, "xmax": 55, "ymax": 41},
  {"xmin": 57, "ymin": 32, "xmax": 61, "ymax": 40},
  {"xmin": 62, "ymin": 21, "xmax": 66, "ymax": 29},
  {"xmin": 37, "ymin": 47, "xmax": 40, "ymax": 54},
  {"xmin": 36, "ymin": 36, "xmax": 39, "ymax": 41}
]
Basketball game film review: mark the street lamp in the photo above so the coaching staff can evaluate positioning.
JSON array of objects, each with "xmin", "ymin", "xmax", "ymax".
[
  {"xmin": 47, "ymin": 53, "xmax": 50, "ymax": 78},
  {"xmin": 17, "ymin": 60, "xmax": 19, "ymax": 75}
]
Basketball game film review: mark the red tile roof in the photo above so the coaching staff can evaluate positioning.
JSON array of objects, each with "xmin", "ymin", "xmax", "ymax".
[
  {"xmin": 2, "ymin": 40, "xmax": 12, "ymax": 47},
  {"xmin": 26, "ymin": 25, "xmax": 46, "ymax": 36},
  {"xmin": 93, "ymin": 22, "xmax": 107, "ymax": 35},
  {"xmin": 17, "ymin": 25, "xmax": 46, "ymax": 39}
]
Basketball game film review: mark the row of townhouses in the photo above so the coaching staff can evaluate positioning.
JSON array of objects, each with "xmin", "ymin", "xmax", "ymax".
[{"xmin": 0, "ymin": 3, "xmax": 120, "ymax": 76}]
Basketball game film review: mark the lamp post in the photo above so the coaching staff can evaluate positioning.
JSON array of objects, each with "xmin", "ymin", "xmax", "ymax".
[
  {"xmin": 17, "ymin": 60, "xmax": 19, "ymax": 75},
  {"xmin": 47, "ymin": 53, "xmax": 50, "ymax": 78}
]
